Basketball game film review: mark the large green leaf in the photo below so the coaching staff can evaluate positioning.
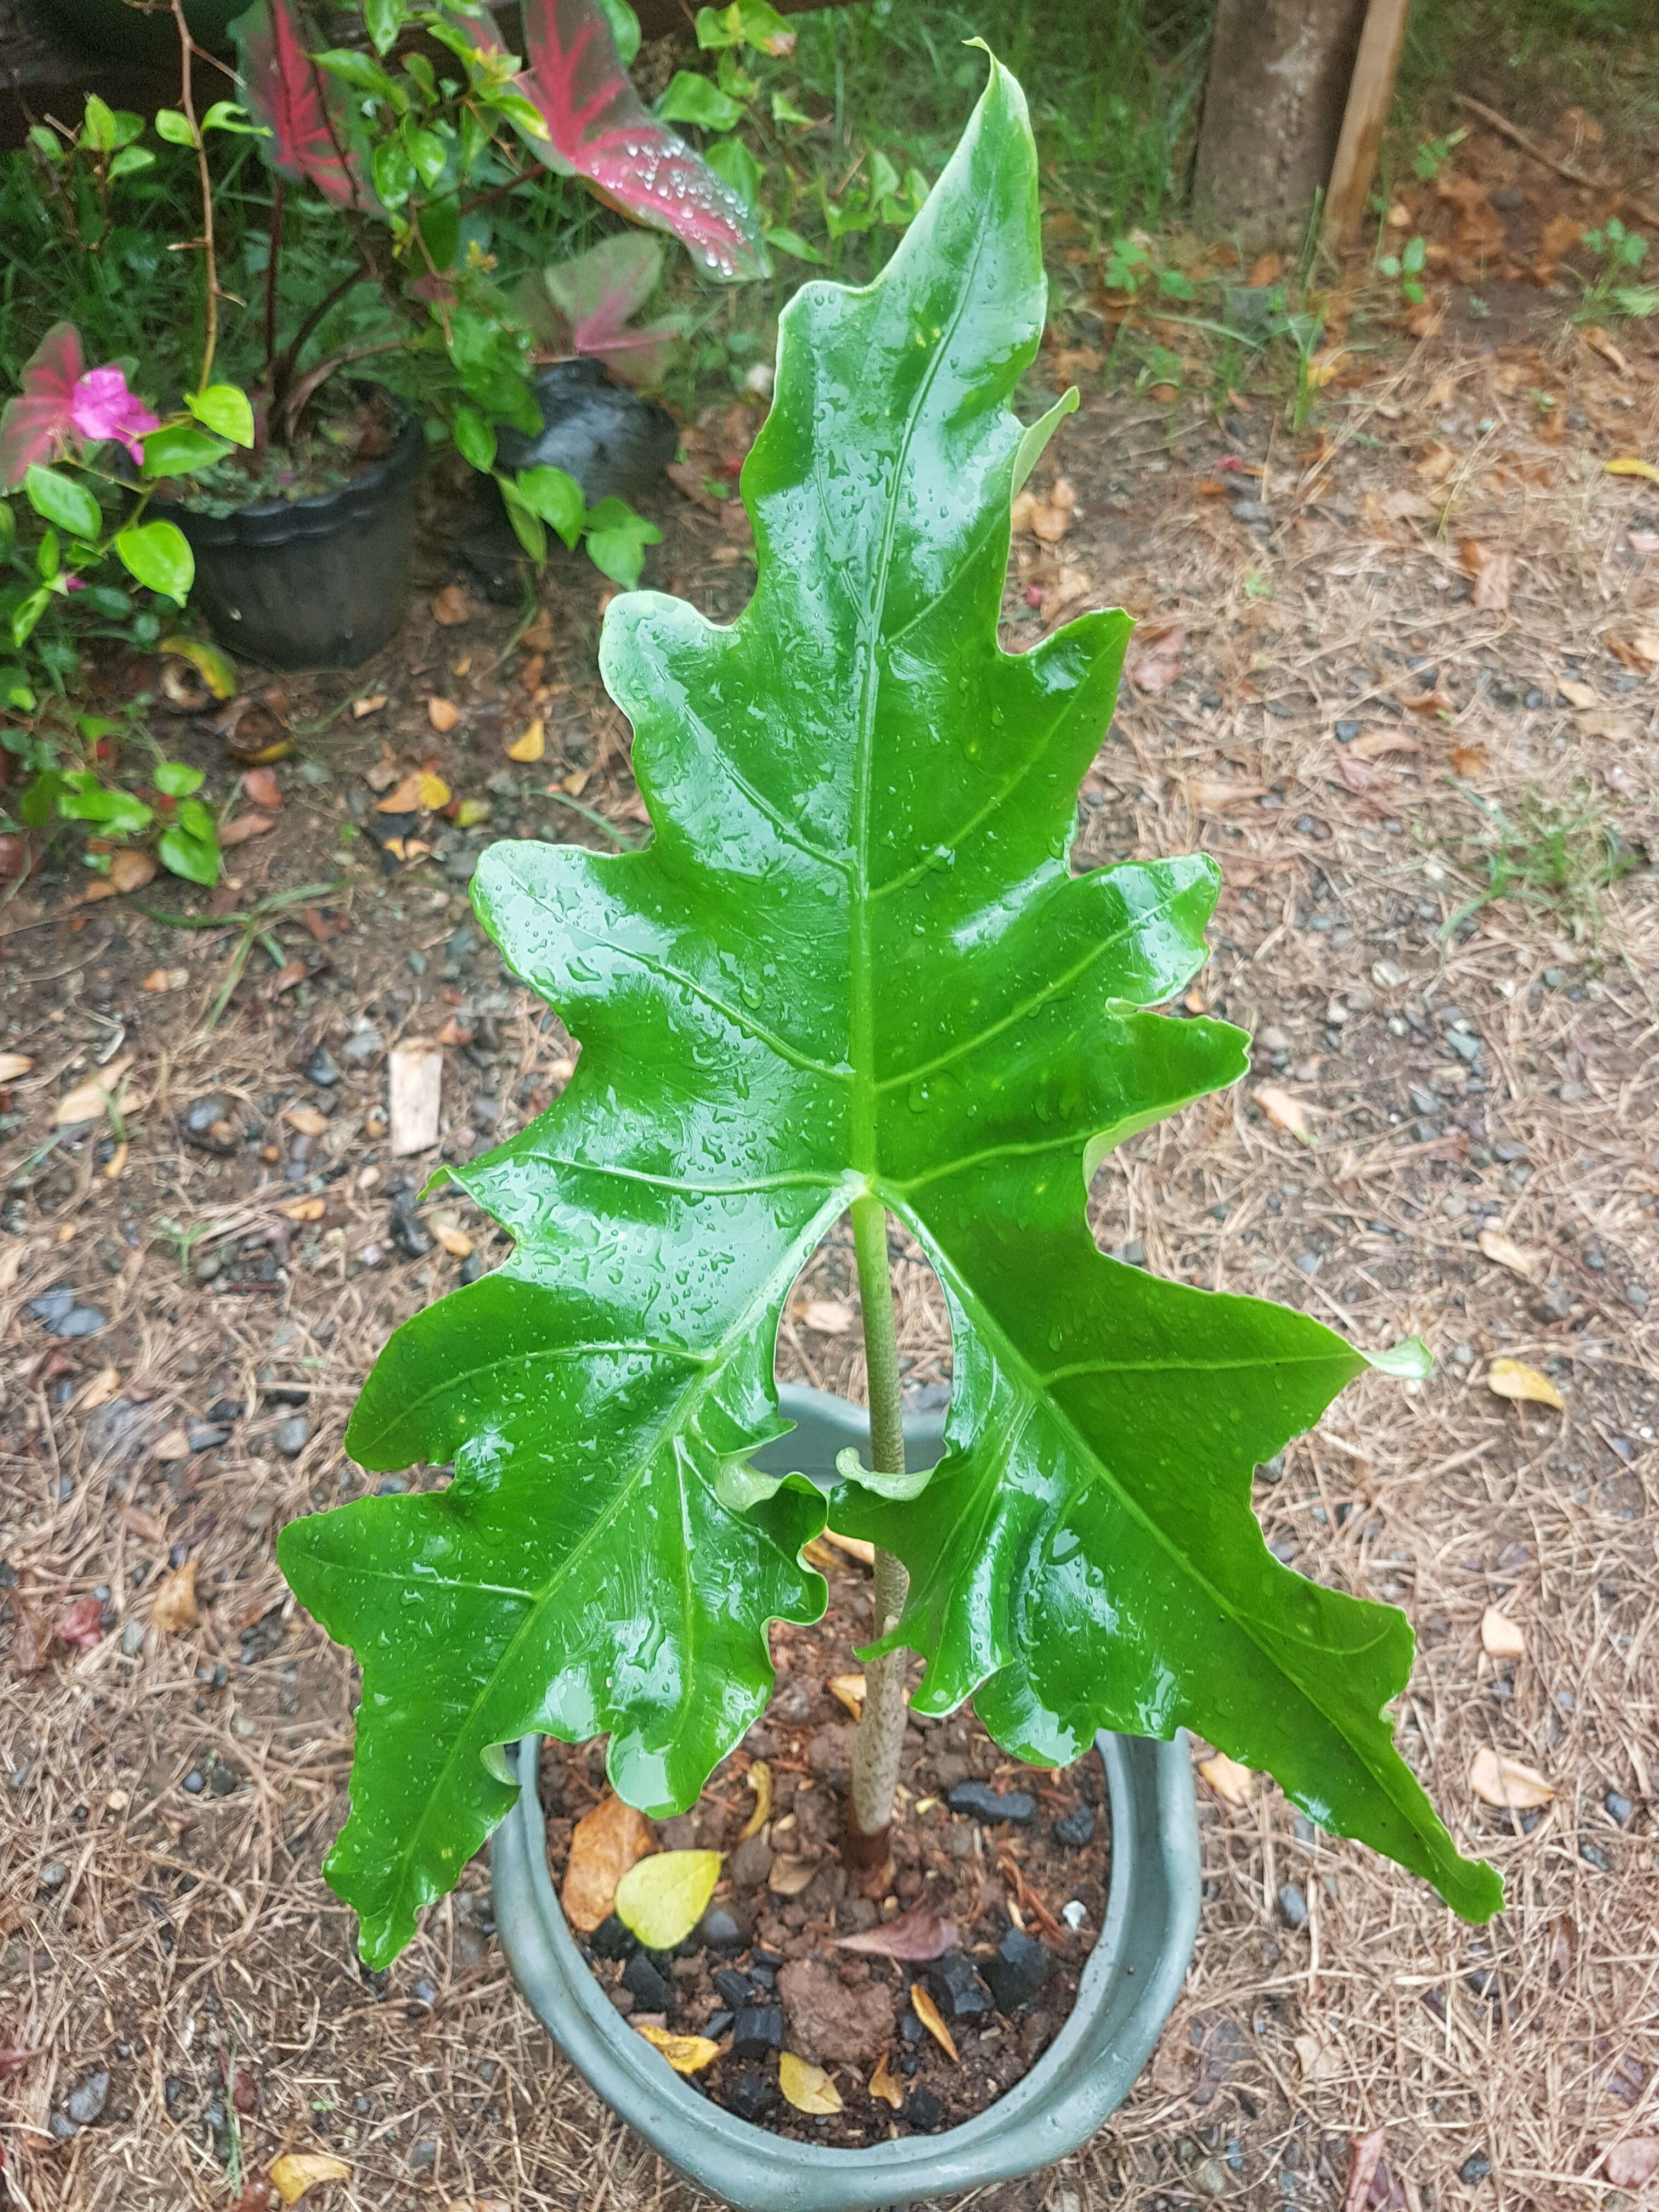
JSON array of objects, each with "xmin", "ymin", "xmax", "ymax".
[{"xmin": 280, "ymin": 56, "xmax": 1499, "ymax": 1967}]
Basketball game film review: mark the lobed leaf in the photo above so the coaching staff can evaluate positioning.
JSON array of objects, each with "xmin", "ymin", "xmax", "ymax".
[{"xmin": 282, "ymin": 56, "xmax": 1500, "ymax": 1969}]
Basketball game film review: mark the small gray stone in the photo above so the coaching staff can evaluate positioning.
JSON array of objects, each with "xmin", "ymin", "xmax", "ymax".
[
  {"xmin": 1459, "ymin": 2152, "xmax": 1492, "ymax": 2186},
  {"xmin": 1447, "ymin": 1028, "xmax": 1482, "ymax": 1062},
  {"xmin": 981, "ymin": 1927, "xmax": 1053, "ymax": 2013},
  {"xmin": 40, "ymin": 1861, "xmax": 68, "ymax": 1888},
  {"xmin": 1193, "ymin": 2158, "xmax": 1229, "ymax": 2198},
  {"xmin": 341, "ymin": 1023, "xmax": 383, "ymax": 1065},
  {"xmin": 727, "ymin": 1833, "xmax": 774, "ymax": 1891},
  {"xmin": 184, "ymin": 1095, "xmax": 229, "ymax": 1137},
  {"xmin": 187, "ymin": 1423, "xmax": 231, "ymax": 1452},
  {"xmin": 1052, "ymin": 1803, "xmax": 1096, "ymax": 1848},
  {"xmin": 1606, "ymin": 1791, "xmax": 1633, "ymax": 1824},
  {"xmin": 408, "ymin": 2138, "xmax": 437, "ymax": 2172},
  {"xmin": 121, "ymin": 1619, "xmax": 145, "ymax": 1657},
  {"xmin": 306, "ymin": 1047, "xmax": 341, "ymax": 1087},
  {"xmin": 698, "ymin": 1901, "xmax": 752, "ymax": 1951},
  {"xmin": 946, "ymin": 1780, "xmax": 1036, "ymax": 1825},
  {"xmin": 66, "ymin": 2072, "xmax": 110, "ymax": 2126},
  {"xmin": 275, "ymin": 1415, "xmax": 311, "ymax": 1458},
  {"xmin": 1277, "ymin": 1883, "xmax": 1308, "ymax": 1928}
]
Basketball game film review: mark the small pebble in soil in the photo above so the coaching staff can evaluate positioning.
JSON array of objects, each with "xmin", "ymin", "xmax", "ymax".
[
  {"xmin": 388, "ymin": 1190, "xmax": 434, "ymax": 1260},
  {"xmin": 621, "ymin": 1952, "xmax": 673, "ymax": 2011},
  {"xmin": 65, "ymin": 2073, "xmax": 110, "ymax": 2126},
  {"xmin": 408, "ymin": 2138, "xmax": 437, "ymax": 2171},
  {"xmin": 1606, "ymin": 1791, "xmax": 1633, "ymax": 1824},
  {"xmin": 982, "ymin": 1927, "xmax": 1053, "ymax": 2013},
  {"xmin": 607, "ymin": 1986, "xmax": 634, "ymax": 2016},
  {"xmin": 306, "ymin": 1047, "xmax": 341, "ymax": 1087},
  {"xmin": 275, "ymin": 1416, "xmax": 311, "ymax": 1458},
  {"xmin": 904, "ymin": 2087, "xmax": 945, "ymax": 2131},
  {"xmin": 729, "ymin": 2005, "xmax": 783, "ymax": 2061},
  {"xmin": 187, "ymin": 1423, "xmax": 231, "ymax": 1452},
  {"xmin": 1580, "ymin": 1841, "xmax": 1610, "ymax": 1871},
  {"xmin": 698, "ymin": 1901, "xmax": 751, "ymax": 1951},
  {"xmin": 1193, "ymin": 2157, "xmax": 1230, "ymax": 2197},
  {"xmin": 1061, "ymin": 1899, "xmax": 1088, "ymax": 1930},
  {"xmin": 1052, "ymin": 1804, "xmax": 1095, "ymax": 1848},
  {"xmin": 727, "ymin": 1833, "xmax": 774, "ymax": 1889},
  {"xmin": 921, "ymin": 1951, "xmax": 994, "ymax": 2021},
  {"xmin": 40, "ymin": 1861, "xmax": 67, "ymax": 1888},
  {"xmin": 945, "ymin": 1780, "xmax": 1035, "ymax": 1825},
  {"xmin": 1277, "ymin": 1883, "xmax": 1308, "ymax": 1929},
  {"xmin": 164, "ymin": 2077, "xmax": 187, "ymax": 2119},
  {"xmin": 1460, "ymin": 2152, "xmax": 1493, "ymax": 2185},
  {"xmin": 724, "ymin": 2070, "xmax": 778, "ymax": 2124},
  {"xmin": 183, "ymin": 1772, "xmax": 204, "ymax": 1795},
  {"xmin": 899, "ymin": 2010, "xmax": 924, "ymax": 2045}
]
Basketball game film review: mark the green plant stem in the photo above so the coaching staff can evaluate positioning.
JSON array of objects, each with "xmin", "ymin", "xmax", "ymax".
[
  {"xmin": 172, "ymin": 0, "xmax": 218, "ymax": 390},
  {"xmin": 845, "ymin": 1193, "xmax": 910, "ymax": 1865}
]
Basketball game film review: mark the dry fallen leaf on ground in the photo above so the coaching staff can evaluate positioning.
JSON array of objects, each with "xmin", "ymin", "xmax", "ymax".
[
  {"xmin": 1459, "ymin": 540, "xmax": 1514, "ymax": 612},
  {"xmin": 0, "ymin": 1051, "xmax": 33, "ymax": 1081},
  {"xmin": 1342, "ymin": 2128, "xmax": 1388, "ymax": 2212},
  {"xmin": 868, "ymin": 2052, "xmax": 904, "ymax": 2108},
  {"xmin": 286, "ymin": 1104, "xmax": 328, "ymax": 1137},
  {"xmin": 1487, "ymin": 1357, "xmax": 1565, "ymax": 1410},
  {"xmin": 1604, "ymin": 458, "xmax": 1659, "ymax": 486},
  {"xmin": 9, "ymin": 1594, "xmax": 52, "ymax": 1672},
  {"xmin": 779, "ymin": 2051, "xmax": 843, "ymax": 2114},
  {"xmin": 269, "ymin": 2153, "xmax": 352, "ymax": 2204},
  {"xmin": 1558, "ymin": 678, "xmax": 1598, "ymax": 709},
  {"xmin": 633, "ymin": 2023, "xmax": 719, "ymax": 2074},
  {"xmin": 739, "ymin": 1759, "xmax": 772, "ymax": 1839},
  {"xmin": 508, "ymin": 719, "xmax": 545, "ymax": 764},
  {"xmin": 1198, "ymin": 1751, "xmax": 1255, "ymax": 1805},
  {"xmin": 827, "ymin": 1672, "xmax": 866, "ymax": 1718},
  {"xmin": 1185, "ymin": 778, "xmax": 1265, "ymax": 811},
  {"xmin": 1470, "ymin": 1747, "xmax": 1553, "ymax": 1809},
  {"xmin": 1477, "ymin": 1228, "xmax": 1539, "ymax": 1278},
  {"xmin": 836, "ymin": 1902, "xmax": 960, "ymax": 1961},
  {"xmin": 910, "ymin": 1982, "xmax": 959, "ymax": 2062},
  {"xmin": 799, "ymin": 1298, "xmax": 853, "ymax": 1335},
  {"xmin": 1606, "ymin": 631, "xmax": 1659, "ymax": 670},
  {"xmin": 1295, "ymin": 2032, "xmax": 1341, "ymax": 2081},
  {"xmin": 54, "ymin": 1054, "xmax": 131, "ymax": 1128},
  {"xmin": 108, "ymin": 849, "xmax": 156, "ymax": 893},
  {"xmin": 150, "ymin": 1559, "xmax": 200, "ymax": 1634},
  {"xmin": 428, "ymin": 697, "xmax": 461, "ymax": 733},
  {"xmin": 1256, "ymin": 1085, "xmax": 1314, "ymax": 1144},
  {"xmin": 561, "ymin": 1792, "xmax": 655, "ymax": 1932},
  {"xmin": 1481, "ymin": 1605, "xmax": 1525, "ymax": 1660}
]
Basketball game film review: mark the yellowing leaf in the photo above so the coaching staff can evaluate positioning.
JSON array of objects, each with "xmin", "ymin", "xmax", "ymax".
[
  {"xmin": 419, "ymin": 772, "xmax": 452, "ymax": 810},
  {"xmin": 160, "ymin": 634, "xmax": 238, "ymax": 698},
  {"xmin": 1198, "ymin": 1751, "xmax": 1255, "ymax": 1805},
  {"xmin": 1487, "ymin": 1357, "xmax": 1564, "ymax": 1411},
  {"xmin": 1256, "ymin": 1085, "xmax": 1314, "ymax": 1144},
  {"xmin": 428, "ymin": 697, "xmax": 461, "ymax": 733},
  {"xmin": 614, "ymin": 1849, "xmax": 722, "ymax": 1949},
  {"xmin": 456, "ymin": 798, "xmax": 492, "ymax": 829},
  {"xmin": 633, "ymin": 2023, "xmax": 720, "ymax": 2073},
  {"xmin": 739, "ymin": 1759, "xmax": 772, "ymax": 1840},
  {"xmin": 827, "ymin": 1672, "xmax": 866, "ymax": 1717},
  {"xmin": 376, "ymin": 773, "xmax": 428, "ymax": 814},
  {"xmin": 269, "ymin": 2153, "xmax": 352, "ymax": 2205},
  {"xmin": 779, "ymin": 2051, "xmax": 843, "ymax": 2114},
  {"xmin": 561, "ymin": 1791, "xmax": 655, "ymax": 1933},
  {"xmin": 868, "ymin": 2052, "xmax": 904, "ymax": 2108},
  {"xmin": 1605, "ymin": 457, "xmax": 1659, "ymax": 484},
  {"xmin": 1480, "ymin": 1606, "xmax": 1525, "ymax": 1660},
  {"xmin": 150, "ymin": 1558, "xmax": 200, "ymax": 1634},
  {"xmin": 1478, "ymin": 1229, "xmax": 1539, "ymax": 1279},
  {"xmin": 909, "ymin": 1981, "xmax": 958, "ymax": 2062},
  {"xmin": 507, "ymin": 719, "xmax": 545, "ymax": 763},
  {"xmin": 55, "ymin": 1055, "xmax": 131, "ymax": 1127},
  {"xmin": 1469, "ymin": 1747, "xmax": 1553, "ymax": 1809}
]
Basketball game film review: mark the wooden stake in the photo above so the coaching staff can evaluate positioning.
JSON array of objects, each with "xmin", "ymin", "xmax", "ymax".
[{"xmin": 1322, "ymin": 0, "xmax": 1413, "ymax": 253}]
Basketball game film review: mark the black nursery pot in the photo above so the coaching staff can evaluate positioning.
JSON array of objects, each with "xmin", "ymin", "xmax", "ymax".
[
  {"xmin": 171, "ymin": 398, "xmax": 424, "ymax": 673},
  {"xmin": 497, "ymin": 360, "xmax": 678, "ymax": 506}
]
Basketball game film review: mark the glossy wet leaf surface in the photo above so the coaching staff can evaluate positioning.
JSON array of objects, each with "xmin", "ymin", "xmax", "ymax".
[{"xmin": 278, "ymin": 58, "xmax": 1499, "ymax": 1969}]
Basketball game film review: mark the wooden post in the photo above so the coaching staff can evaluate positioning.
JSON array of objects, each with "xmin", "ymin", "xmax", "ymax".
[{"xmin": 1322, "ymin": 0, "xmax": 1414, "ymax": 253}]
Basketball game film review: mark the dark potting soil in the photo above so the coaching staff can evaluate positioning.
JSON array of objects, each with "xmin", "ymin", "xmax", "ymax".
[
  {"xmin": 165, "ymin": 383, "xmax": 402, "ymax": 516},
  {"xmin": 539, "ymin": 1562, "xmax": 1111, "ymax": 2148}
]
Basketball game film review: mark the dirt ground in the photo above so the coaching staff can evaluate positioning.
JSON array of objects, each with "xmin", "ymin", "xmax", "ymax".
[{"xmin": 4, "ymin": 126, "xmax": 1659, "ymax": 2212}]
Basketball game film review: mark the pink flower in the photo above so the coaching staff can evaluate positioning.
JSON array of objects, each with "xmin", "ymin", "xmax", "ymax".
[{"xmin": 69, "ymin": 366, "xmax": 159, "ymax": 462}]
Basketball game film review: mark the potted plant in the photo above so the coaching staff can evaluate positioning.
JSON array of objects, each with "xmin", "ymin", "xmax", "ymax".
[{"xmin": 275, "ymin": 57, "xmax": 1501, "ymax": 2207}]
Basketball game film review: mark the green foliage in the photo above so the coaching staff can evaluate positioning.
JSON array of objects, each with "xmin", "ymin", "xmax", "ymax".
[
  {"xmin": 1437, "ymin": 781, "xmax": 1641, "ymax": 943},
  {"xmin": 279, "ymin": 59, "xmax": 1499, "ymax": 1972},
  {"xmin": 1377, "ymin": 233, "xmax": 1428, "ymax": 306},
  {"xmin": 1576, "ymin": 218, "xmax": 1656, "ymax": 321}
]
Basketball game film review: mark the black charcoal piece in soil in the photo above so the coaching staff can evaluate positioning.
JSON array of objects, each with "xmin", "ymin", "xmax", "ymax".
[
  {"xmin": 1053, "ymin": 1803, "xmax": 1096, "ymax": 1848},
  {"xmin": 729, "ymin": 2005, "xmax": 782, "ymax": 2061},
  {"xmin": 921, "ymin": 1951, "xmax": 994, "ymax": 2021},
  {"xmin": 982, "ymin": 1927, "xmax": 1054, "ymax": 2013},
  {"xmin": 713, "ymin": 1967, "xmax": 754, "ymax": 2010},
  {"xmin": 904, "ymin": 2087, "xmax": 945, "ymax": 2131},
  {"xmin": 620, "ymin": 1951, "xmax": 673, "ymax": 2011},
  {"xmin": 387, "ymin": 1188, "xmax": 433, "ymax": 1261},
  {"xmin": 945, "ymin": 1780, "xmax": 1036, "ymax": 1825},
  {"xmin": 724, "ymin": 2070, "xmax": 778, "ymax": 2124}
]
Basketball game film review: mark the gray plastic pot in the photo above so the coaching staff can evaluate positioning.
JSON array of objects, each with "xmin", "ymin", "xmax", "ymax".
[{"xmin": 491, "ymin": 1384, "xmax": 1200, "ymax": 2212}]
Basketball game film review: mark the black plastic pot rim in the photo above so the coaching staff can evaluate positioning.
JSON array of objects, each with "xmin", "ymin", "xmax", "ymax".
[{"xmin": 164, "ymin": 386, "xmax": 424, "ymax": 549}]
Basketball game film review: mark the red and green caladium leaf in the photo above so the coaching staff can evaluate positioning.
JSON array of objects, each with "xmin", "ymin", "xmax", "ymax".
[
  {"xmin": 279, "ymin": 57, "xmax": 1501, "ymax": 1968},
  {"xmin": 518, "ymin": 235, "xmax": 684, "ymax": 386},
  {"xmin": 0, "ymin": 323, "xmax": 84, "ymax": 489},
  {"xmin": 229, "ymin": 0, "xmax": 378, "ymax": 210}
]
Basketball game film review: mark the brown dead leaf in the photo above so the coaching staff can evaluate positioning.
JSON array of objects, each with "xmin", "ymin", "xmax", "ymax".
[
  {"xmin": 427, "ymin": 696, "xmax": 461, "ymax": 733},
  {"xmin": 561, "ymin": 1792, "xmax": 655, "ymax": 1932},
  {"xmin": 1343, "ymin": 2128, "xmax": 1387, "ymax": 2212},
  {"xmin": 55, "ymin": 1055, "xmax": 131, "ymax": 1127},
  {"xmin": 1049, "ymin": 346, "xmax": 1101, "ymax": 382},
  {"xmin": 375, "ymin": 774, "xmax": 429, "ymax": 815},
  {"xmin": 1480, "ymin": 1606, "xmax": 1525, "ymax": 1660},
  {"xmin": 1351, "ymin": 730, "xmax": 1421, "ymax": 760},
  {"xmin": 1184, "ymin": 778, "xmax": 1264, "ymax": 810},
  {"xmin": 269, "ymin": 2153, "xmax": 352, "ymax": 2205},
  {"xmin": 1469, "ymin": 1746, "xmax": 1553, "ymax": 1808},
  {"xmin": 431, "ymin": 584, "xmax": 472, "ymax": 627},
  {"xmin": 1336, "ymin": 752, "xmax": 1388, "ymax": 794},
  {"xmin": 1256, "ymin": 1085, "xmax": 1314, "ymax": 1143},
  {"xmin": 835, "ymin": 1902, "xmax": 960, "ymax": 1961},
  {"xmin": 1582, "ymin": 324, "xmax": 1629, "ymax": 375},
  {"xmin": 436, "ymin": 1018, "xmax": 474, "ymax": 1048},
  {"xmin": 910, "ymin": 1982, "xmax": 958, "ymax": 2062},
  {"xmin": 1460, "ymin": 541, "xmax": 1514, "ymax": 611},
  {"xmin": 868, "ymin": 2052, "xmax": 904, "ymax": 2109},
  {"xmin": 1198, "ymin": 1751, "xmax": 1255, "ymax": 1805},
  {"xmin": 241, "ymin": 767, "xmax": 282, "ymax": 810},
  {"xmin": 9, "ymin": 1594, "xmax": 52, "ymax": 1672},
  {"xmin": 1605, "ymin": 2143, "xmax": 1659, "ymax": 2190},
  {"xmin": 1414, "ymin": 443, "xmax": 1459, "ymax": 486},
  {"xmin": 1400, "ymin": 689, "xmax": 1454, "ymax": 714},
  {"xmin": 1451, "ymin": 743, "xmax": 1488, "ymax": 776},
  {"xmin": 1248, "ymin": 252, "xmax": 1285, "ymax": 287},
  {"xmin": 799, "ymin": 1298, "xmax": 853, "ymax": 1335},
  {"xmin": 0, "ymin": 1051, "xmax": 33, "ymax": 1081},
  {"xmin": 1478, "ymin": 1228, "xmax": 1539, "ymax": 1278},
  {"xmin": 1295, "ymin": 2032, "xmax": 1341, "ymax": 2081},
  {"xmin": 1558, "ymin": 678, "xmax": 1599, "ymax": 709},
  {"xmin": 1607, "ymin": 631, "xmax": 1659, "ymax": 670},
  {"xmin": 108, "ymin": 848, "xmax": 156, "ymax": 893},
  {"xmin": 778, "ymin": 2051, "xmax": 842, "ymax": 2114},
  {"xmin": 1130, "ymin": 626, "xmax": 1184, "ymax": 692},
  {"xmin": 150, "ymin": 1559, "xmax": 200, "ymax": 1634},
  {"xmin": 55, "ymin": 1595, "xmax": 103, "ymax": 1650},
  {"xmin": 1487, "ymin": 1357, "xmax": 1564, "ymax": 1410}
]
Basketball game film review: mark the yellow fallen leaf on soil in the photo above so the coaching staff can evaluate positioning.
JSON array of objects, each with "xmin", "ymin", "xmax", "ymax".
[
  {"xmin": 507, "ymin": 719, "xmax": 545, "ymax": 763},
  {"xmin": 456, "ymin": 797, "xmax": 492, "ymax": 828},
  {"xmin": 1255, "ymin": 1085, "xmax": 1314, "ymax": 1144},
  {"xmin": 1198, "ymin": 1751, "xmax": 1255, "ymax": 1805},
  {"xmin": 108, "ymin": 849, "xmax": 156, "ymax": 893},
  {"xmin": 1294, "ymin": 2032, "xmax": 1341, "ymax": 2081},
  {"xmin": 1477, "ymin": 1228, "xmax": 1539, "ymax": 1279},
  {"xmin": 779, "ymin": 2051, "xmax": 843, "ymax": 2114},
  {"xmin": 828, "ymin": 1673, "xmax": 866, "ymax": 1718},
  {"xmin": 0, "ymin": 1052, "xmax": 33, "ymax": 1081},
  {"xmin": 822, "ymin": 1530, "xmax": 876, "ymax": 1566},
  {"xmin": 1487, "ymin": 1358, "xmax": 1564, "ymax": 1410},
  {"xmin": 286, "ymin": 1104, "xmax": 328, "ymax": 1137},
  {"xmin": 55, "ymin": 1055, "xmax": 131, "ymax": 1127},
  {"xmin": 633, "ymin": 2023, "xmax": 720, "ymax": 2074},
  {"xmin": 419, "ymin": 772, "xmax": 451, "ymax": 810},
  {"xmin": 910, "ymin": 1982, "xmax": 958, "ymax": 2062},
  {"xmin": 739, "ymin": 1759, "xmax": 772, "ymax": 1840},
  {"xmin": 561, "ymin": 1792, "xmax": 655, "ymax": 1933},
  {"xmin": 269, "ymin": 2153, "xmax": 352, "ymax": 2204},
  {"xmin": 1481, "ymin": 1606, "xmax": 1525, "ymax": 1660},
  {"xmin": 150, "ymin": 1559, "xmax": 200, "ymax": 1634},
  {"xmin": 280, "ymin": 1197, "xmax": 326, "ymax": 1223},
  {"xmin": 1469, "ymin": 1747, "xmax": 1553, "ymax": 1809},
  {"xmin": 614, "ymin": 1849, "xmax": 721, "ymax": 1949},
  {"xmin": 160, "ymin": 634, "xmax": 237, "ymax": 698},
  {"xmin": 1605, "ymin": 458, "xmax": 1659, "ymax": 484},
  {"xmin": 868, "ymin": 2052, "xmax": 904, "ymax": 2109},
  {"xmin": 428, "ymin": 696, "xmax": 461, "ymax": 733}
]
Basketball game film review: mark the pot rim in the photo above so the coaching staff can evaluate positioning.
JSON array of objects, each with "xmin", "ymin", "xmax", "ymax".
[
  {"xmin": 165, "ymin": 383, "xmax": 422, "ymax": 532},
  {"xmin": 490, "ymin": 1384, "xmax": 1201, "ymax": 2211}
]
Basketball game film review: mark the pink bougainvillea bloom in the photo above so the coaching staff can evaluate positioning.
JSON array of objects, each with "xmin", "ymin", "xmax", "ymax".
[
  {"xmin": 69, "ymin": 366, "xmax": 159, "ymax": 461},
  {"xmin": 0, "ymin": 321, "xmax": 83, "ymax": 488}
]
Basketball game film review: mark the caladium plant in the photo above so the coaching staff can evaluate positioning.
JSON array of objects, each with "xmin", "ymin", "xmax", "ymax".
[{"xmin": 280, "ymin": 55, "xmax": 1502, "ymax": 1972}]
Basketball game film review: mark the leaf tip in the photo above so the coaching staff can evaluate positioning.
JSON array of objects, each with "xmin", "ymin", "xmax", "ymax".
[{"xmin": 1365, "ymin": 1335, "xmax": 1432, "ymax": 1382}]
